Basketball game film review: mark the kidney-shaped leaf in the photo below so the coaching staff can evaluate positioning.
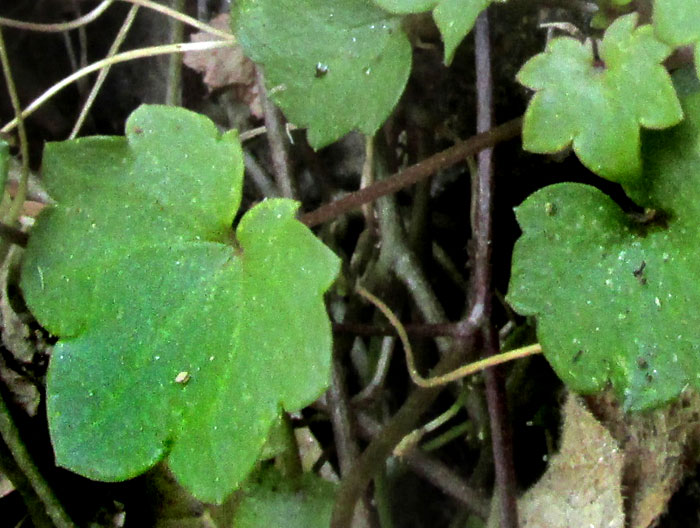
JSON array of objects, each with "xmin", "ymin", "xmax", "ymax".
[
  {"xmin": 20, "ymin": 105, "xmax": 340, "ymax": 502},
  {"xmin": 232, "ymin": 0, "xmax": 411, "ymax": 149},
  {"xmin": 518, "ymin": 13, "xmax": 682, "ymax": 182},
  {"xmin": 507, "ymin": 91, "xmax": 700, "ymax": 411}
]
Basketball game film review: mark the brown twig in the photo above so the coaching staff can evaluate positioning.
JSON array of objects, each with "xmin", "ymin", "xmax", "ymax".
[
  {"xmin": 257, "ymin": 69, "xmax": 296, "ymax": 199},
  {"xmin": 354, "ymin": 412, "xmax": 491, "ymax": 520},
  {"xmin": 300, "ymin": 117, "xmax": 522, "ymax": 227},
  {"xmin": 473, "ymin": 11, "xmax": 519, "ymax": 528}
]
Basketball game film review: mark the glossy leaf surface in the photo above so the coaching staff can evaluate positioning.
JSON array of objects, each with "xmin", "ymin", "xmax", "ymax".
[
  {"xmin": 20, "ymin": 105, "xmax": 340, "ymax": 502},
  {"xmin": 508, "ymin": 92, "xmax": 700, "ymax": 411},
  {"xmin": 232, "ymin": 0, "xmax": 411, "ymax": 149},
  {"xmin": 518, "ymin": 13, "xmax": 682, "ymax": 182}
]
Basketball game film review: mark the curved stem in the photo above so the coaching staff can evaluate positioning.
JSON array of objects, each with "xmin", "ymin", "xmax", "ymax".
[
  {"xmin": 70, "ymin": 5, "xmax": 140, "ymax": 138},
  {"xmin": 0, "ymin": 0, "xmax": 115, "ymax": 32},
  {"xmin": 0, "ymin": 28, "xmax": 28, "ymax": 225},
  {"xmin": 1, "ymin": 40, "xmax": 234, "ymax": 134},
  {"xmin": 0, "ymin": 389, "xmax": 76, "ymax": 528}
]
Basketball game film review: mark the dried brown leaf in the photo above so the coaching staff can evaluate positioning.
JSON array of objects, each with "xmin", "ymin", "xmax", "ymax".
[
  {"xmin": 183, "ymin": 14, "xmax": 261, "ymax": 117},
  {"xmin": 492, "ymin": 393, "xmax": 625, "ymax": 528}
]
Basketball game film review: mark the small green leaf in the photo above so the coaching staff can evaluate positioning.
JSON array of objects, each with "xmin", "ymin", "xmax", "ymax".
[
  {"xmin": 232, "ymin": 0, "xmax": 412, "ymax": 149},
  {"xmin": 507, "ymin": 92, "xmax": 700, "ymax": 411},
  {"xmin": 654, "ymin": 0, "xmax": 700, "ymax": 77},
  {"xmin": 233, "ymin": 468, "xmax": 336, "ymax": 528},
  {"xmin": 433, "ymin": 0, "xmax": 491, "ymax": 65},
  {"xmin": 517, "ymin": 13, "xmax": 682, "ymax": 182},
  {"xmin": 373, "ymin": 0, "xmax": 492, "ymax": 65},
  {"xmin": 20, "ymin": 105, "xmax": 340, "ymax": 502}
]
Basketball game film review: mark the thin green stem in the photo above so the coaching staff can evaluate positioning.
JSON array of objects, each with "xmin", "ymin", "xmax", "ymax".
[
  {"xmin": 0, "ymin": 28, "xmax": 28, "ymax": 225},
  {"xmin": 0, "ymin": 390, "xmax": 76, "ymax": 528},
  {"xmin": 70, "ymin": 5, "xmax": 140, "ymax": 138},
  {"xmin": 1, "ymin": 40, "xmax": 233, "ymax": 135},
  {"xmin": 165, "ymin": 0, "xmax": 186, "ymax": 106},
  {"xmin": 0, "ymin": 0, "xmax": 115, "ymax": 32},
  {"xmin": 357, "ymin": 285, "xmax": 542, "ymax": 388}
]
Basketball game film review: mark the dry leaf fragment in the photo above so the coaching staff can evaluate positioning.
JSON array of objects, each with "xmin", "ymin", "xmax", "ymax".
[
  {"xmin": 183, "ymin": 14, "xmax": 262, "ymax": 117},
  {"xmin": 490, "ymin": 393, "xmax": 625, "ymax": 528}
]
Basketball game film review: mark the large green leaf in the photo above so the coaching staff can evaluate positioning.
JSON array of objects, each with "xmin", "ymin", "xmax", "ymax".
[
  {"xmin": 233, "ymin": 468, "xmax": 336, "ymax": 528},
  {"xmin": 654, "ymin": 0, "xmax": 700, "ymax": 78},
  {"xmin": 232, "ymin": 0, "xmax": 411, "ymax": 149},
  {"xmin": 517, "ymin": 13, "xmax": 682, "ymax": 182},
  {"xmin": 507, "ymin": 91, "xmax": 700, "ymax": 411},
  {"xmin": 20, "ymin": 105, "xmax": 340, "ymax": 502},
  {"xmin": 372, "ymin": 0, "xmax": 493, "ymax": 65}
]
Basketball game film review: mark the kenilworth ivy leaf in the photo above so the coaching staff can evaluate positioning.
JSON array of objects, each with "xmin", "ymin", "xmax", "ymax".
[
  {"xmin": 507, "ymin": 91, "xmax": 700, "ymax": 411},
  {"xmin": 232, "ymin": 0, "xmax": 411, "ymax": 149},
  {"xmin": 233, "ymin": 468, "xmax": 336, "ymax": 528},
  {"xmin": 20, "ymin": 105, "xmax": 340, "ymax": 502},
  {"xmin": 372, "ymin": 0, "xmax": 493, "ymax": 65},
  {"xmin": 654, "ymin": 0, "xmax": 700, "ymax": 78},
  {"xmin": 517, "ymin": 13, "xmax": 682, "ymax": 182}
]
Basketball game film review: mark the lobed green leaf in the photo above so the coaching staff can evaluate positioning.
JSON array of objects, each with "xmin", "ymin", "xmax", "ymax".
[
  {"xmin": 518, "ymin": 13, "xmax": 682, "ymax": 182},
  {"xmin": 20, "ymin": 105, "xmax": 340, "ymax": 502},
  {"xmin": 507, "ymin": 91, "xmax": 700, "ymax": 411}
]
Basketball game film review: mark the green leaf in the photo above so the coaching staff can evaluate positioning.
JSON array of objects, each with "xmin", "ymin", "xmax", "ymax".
[
  {"xmin": 372, "ymin": 0, "xmax": 492, "ymax": 65},
  {"xmin": 433, "ymin": 0, "xmax": 491, "ymax": 65},
  {"xmin": 517, "ymin": 13, "xmax": 682, "ymax": 182},
  {"xmin": 654, "ymin": 0, "xmax": 700, "ymax": 77},
  {"xmin": 372, "ymin": 0, "xmax": 436, "ymax": 12},
  {"xmin": 233, "ymin": 468, "xmax": 336, "ymax": 528},
  {"xmin": 232, "ymin": 0, "xmax": 412, "ymax": 149},
  {"xmin": 20, "ymin": 105, "xmax": 340, "ymax": 502},
  {"xmin": 507, "ymin": 91, "xmax": 700, "ymax": 411}
]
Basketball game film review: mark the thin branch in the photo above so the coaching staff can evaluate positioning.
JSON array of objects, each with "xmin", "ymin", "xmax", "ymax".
[
  {"xmin": 357, "ymin": 285, "xmax": 541, "ymax": 388},
  {"xmin": 0, "ymin": 0, "xmax": 115, "ymax": 32},
  {"xmin": 119, "ymin": 0, "xmax": 235, "ymax": 41},
  {"xmin": 330, "ymin": 338, "xmax": 477, "ymax": 528},
  {"xmin": 165, "ymin": 0, "xmax": 186, "ymax": 106},
  {"xmin": 300, "ymin": 117, "xmax": 522, "ymax": 227},
  {"xmin": 354, "ymin": 412, "xmax": 491, "ymax": 520},
  {"xmin": 0, "ymin": 388, "xmax": 76, "ymax": 528},
  {"xmin": 70, "ymin": 4, "xmax": 140, "ymax": 138},
  {"xmin": 0, "ymin": 28, "xmax": 28, "ymax": 225},
  {"xmin": 1, "ymin": 40, "xmax": 234, "ymax": 134},
  {"xmin": 473, "ymin": 11, "xmax": 519, "ymax": 528},
  {"xmin": 257, "ymin": 69, "xmax": 296, "ymax": 199}
]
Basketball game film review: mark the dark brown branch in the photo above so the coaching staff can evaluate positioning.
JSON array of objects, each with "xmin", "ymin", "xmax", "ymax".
[
  {"xmin": 473, "ymin": 11, "xmax": 519, "ymax": 528},
  {"xmin": 330, "ymin": 327, "xmax": 478, "ymax": 528},
  {"xmin": 301, "ymin": 117, "xmax": 522, "ymax": 227},
  {"xmin": 353, "ymin": 412, "xmax": 491, "ymax": 520},
  {"xmin": 333, "ymin": 321, "xmax": 477, "ymax": 339}
]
